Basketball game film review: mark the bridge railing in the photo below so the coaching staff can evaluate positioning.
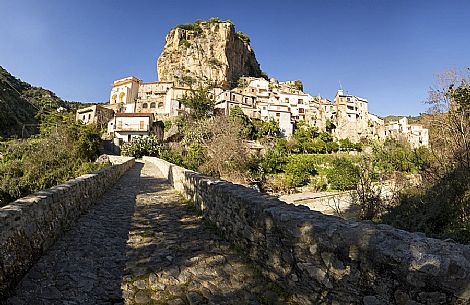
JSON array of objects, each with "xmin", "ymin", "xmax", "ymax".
[
  {"xmin": 144, "ymin": 156, "xmax": 470, "ymax": 305},
  {"xmin": 0, "ymin": 156, "xmax": 135, "ymax": 299}
]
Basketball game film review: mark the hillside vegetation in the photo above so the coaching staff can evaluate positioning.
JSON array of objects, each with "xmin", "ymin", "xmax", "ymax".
[
  {"xmin": 0, "ymin": 67, "xmax": 105, "ymax": 207},
  {"xmin": 0, "ymin": 66, "xmax": 82, "ymax": 138}
]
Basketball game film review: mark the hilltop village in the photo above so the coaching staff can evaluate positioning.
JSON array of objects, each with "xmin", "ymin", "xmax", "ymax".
[{"xmin": 76, "ymin": 19, "xmax": 428, "ymax": 148}]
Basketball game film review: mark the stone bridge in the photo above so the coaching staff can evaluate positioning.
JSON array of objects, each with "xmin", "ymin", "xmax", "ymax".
[{"xmin": 0, "ymin": 157, "xmax": 469, "ymax": 305}]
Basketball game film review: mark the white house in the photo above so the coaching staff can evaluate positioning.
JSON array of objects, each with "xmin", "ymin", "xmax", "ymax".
[{"xmin": 108, "ymin": 112, "xmax": 155, "ymax": 143}]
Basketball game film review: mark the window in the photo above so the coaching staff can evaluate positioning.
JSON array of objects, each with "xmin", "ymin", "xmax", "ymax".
[
  {"xmin": 285, "ymin": 98, "xmax": 289, "ymax": 102},
  {"xmin": 82, "ymin": 115, "xmax": 86, "ymax": 121},
  {"xmin": 298, "ymin": 99, "xmax": 303, "ymax": 104},
  {"xmin": 276, "ymin": 113, "xmax": 280, "ymax": 117},
  {"xmin": 140, "ymin": 121, "xmax": 145, "ymax": 129},
  {"xmin": 299, "ymin": 108, "xmax": 305, "ymax": 113},
  {"xmin": 143, "ymin": 103, "xmax": 148, "ymax": 109},
  {"xmin": 88, "ymin": 114, "xmax": 91, "ymax": 120},
  {"xmin": 150, "ymin": 102, "xmax": 156, "ymax": 108},
  {"xmin": 158, "ymin": 102, "xmax": 164, "ymax": 108},
  {"xmin": 231, "ymin": 94, "xmax": 235, "ymax": 101}
]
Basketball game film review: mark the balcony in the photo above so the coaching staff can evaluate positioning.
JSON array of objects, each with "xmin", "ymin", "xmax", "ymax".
[{"xmin": 114, "ymin": 123, "xmax": 150, "ymax": 132}]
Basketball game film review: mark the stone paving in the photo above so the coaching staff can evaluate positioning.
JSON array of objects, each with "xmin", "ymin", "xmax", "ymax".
[{"xmin": 6, "ymin": 161, "xmax": 292, "ymax": 305}]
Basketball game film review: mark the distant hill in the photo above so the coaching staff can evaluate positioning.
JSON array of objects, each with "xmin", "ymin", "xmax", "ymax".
[
  {"xmin": 381, "ymin": 114, "xmax": 425, "ymax": 124},
  {"xmin": 0, "ymin": 66, "xmax": 82, "ymax": 138}
]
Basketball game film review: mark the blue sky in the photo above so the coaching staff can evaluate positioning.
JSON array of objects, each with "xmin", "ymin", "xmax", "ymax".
[{"xmin": 1, "ymin": 0, "xmax": 469, "ymax": 116}]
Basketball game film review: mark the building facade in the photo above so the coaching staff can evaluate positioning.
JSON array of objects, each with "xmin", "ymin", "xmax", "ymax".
[{"xmin": 76, "ymin": 75, "xmax": 429, "ymax": 148}]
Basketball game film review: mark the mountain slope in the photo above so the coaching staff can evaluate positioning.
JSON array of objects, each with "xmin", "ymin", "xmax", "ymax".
[{"xmin": 0, "ymin": 66, "xmax": 78, "ymax": 138}]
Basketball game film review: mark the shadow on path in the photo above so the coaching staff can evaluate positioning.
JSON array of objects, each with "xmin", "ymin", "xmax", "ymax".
[
  {"xmin": 6, "ymin": 163, "xmax": 143, "ymax": 305},
  {"xmin": 7, "ymin": 161, "xmax": 292, "ymax": 305}
]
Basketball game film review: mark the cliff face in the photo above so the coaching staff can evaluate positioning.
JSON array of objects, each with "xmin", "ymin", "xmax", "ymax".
[{"xmin": 157, "ymin": 21, "xmax": 261, "ymax": 89}]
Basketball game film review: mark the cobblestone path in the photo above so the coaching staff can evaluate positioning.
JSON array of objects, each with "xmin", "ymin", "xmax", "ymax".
[{"xmin": 7, "ymin": 161, "xmax": 291, "ymax": 305}]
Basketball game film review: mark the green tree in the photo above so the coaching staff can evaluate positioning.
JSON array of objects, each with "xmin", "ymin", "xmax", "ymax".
[
  {"xmin": 184, "ymin": 143, "xmax": 207, "ymax": 171},
  {"xmin": 254, "ymin": 119, "xmax": 280, "ymax": 138},
  {"xmin": 229, "ymin": 106, "xmax": 255, "ymax": 139},
  {"xmin": 319, "ymin": 131, "xmax": 333, "ymax": 143},
  {"xmin": 326, "ymin": 157, "xmax": 360, "ymax": 191},
  {"xmin": 179, "ymin": 87, "xmax": 215, "ymax": 120},
  {"xmin": 283, "ymin": 155, "xmax": 318, "ymax": 187}
]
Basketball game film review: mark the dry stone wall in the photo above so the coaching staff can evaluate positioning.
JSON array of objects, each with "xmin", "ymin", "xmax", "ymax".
[
  {"xmin": 144, "ymin": 156, "xmax": 470, "ymax": 305},
  {"xmin": 0, "ymin": 157, "xmax": 135, "ymax": 298}
]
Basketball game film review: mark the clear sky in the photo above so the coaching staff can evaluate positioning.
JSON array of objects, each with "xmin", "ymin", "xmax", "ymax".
[{"xmin": 1, "ymin": 0, "xmax": 469, "ymax": 116}]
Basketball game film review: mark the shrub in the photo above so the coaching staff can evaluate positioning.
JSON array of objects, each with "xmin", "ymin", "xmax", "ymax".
[
  {"xmin": 163, "ymin": 120, "xmax": 172, "ymax": 131},
  {"xmin": 208, "ymin": 17, "xmax": 224, "ymax": 23},
  {"xmin": 229, "ymin": 106, "xmax": 255, "ymax": 139},
  {"xmin": 0, "ymin": 121, "xmax": 105, "ymax": 207},
  {"xmin": 184, "ymin": 143, "xmax": 207, "ymax": 171},
  {"xmin": 121, "ymin": 136, "xmax": 163, "ymax": 158},
  {"xmin": 372, "ymin": 138, "xmax": 429, "ymax": 173},
  {"xmin": 175, "ymin": 23, "xmax": 203, "ymax": 34},
  {"xmin": 319, "ymin": 131, "xmax": 333, "ymax": 143},
  {"xmin": 282, "ymin": 154, "xmax": 318, "ymax": 187},
  {"xmin": 236, "ymin": 31, "xmax": 250, "ymax": 44},
  {"xmin": 179, "ymin": 39, "xmax": 191, "ymax": 48},
  {"xmin": 307, "ymin": 138, "xmax": 327, "ymax": 154},
  {"xmin": 160, "ymin": 147, "xmax": 185, "ymax": 167},
  {"xmin": 338, "ymin": 138, "xmax": 356, "ymax": 151},
  {"xmin": 326, "ymin": 141, "xmax": 339, "ymax": 153},
  {"xmin": 326, "ymin": 157, "xmax": 360, "ymax": 190},
  {"xmin": 207, "ymin": 58, "xmax": 223, "ymax": 68},
  {"xmin": 260, "ymin": 147, "xmax": 287, "ymax": 174}
]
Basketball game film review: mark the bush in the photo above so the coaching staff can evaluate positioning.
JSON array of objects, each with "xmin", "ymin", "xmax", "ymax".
[
  {"xmin": 326, "ymin": 157, "xmax": 360, "ymax": 190},
  {"xmin": 163, "ymin": 120, "xmax": 172, "ymax": 131},
  {"xmin": 175, "ymin": 23, "xmax": 203, "ymax": 34},
  {"xmin": 0, "ymin": 122, "xmax": 104, "ymax": 207},
  {"xmin": 326, "ymin": 141, "xmax": 339, "ymax": 153},
  {"xmin": 282, "ymin": 154, "xmax": 318, "ymax": 187},
  {"xmin": 160, "ymin": 147, "xmax": 185, "ymax": 167},
  {"xmin": 121, "ymin": 136, "xmax": 163, "ymax": 159},
  {"xmin": 235, "ymin": 31, "xmax": 250, "ymax": 44},
  {"xmin": 179, "ymin": 39, "xmax": 191, "ymax": 48},
  {"xmin": 184, "ymin": 143, "xmax": 207, "ymax": 171},
  {"xmin": 372, "ymin": 138, "xmax": 429, "ymax": 173}
]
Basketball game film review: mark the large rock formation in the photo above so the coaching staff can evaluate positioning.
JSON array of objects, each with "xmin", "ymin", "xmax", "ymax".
[{"xmin": 157, "ymin": 20, "xmax": 261, "ymax": 89}]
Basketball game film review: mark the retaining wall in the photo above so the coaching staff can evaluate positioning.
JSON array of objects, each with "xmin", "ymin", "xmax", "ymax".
[
  {"xmin": 144, "ymin": 156, "xmax": 470, "ymax": 305},
  {"xmin": 0, "ymin": 157, "xmax": 135, "ymax": 298}
]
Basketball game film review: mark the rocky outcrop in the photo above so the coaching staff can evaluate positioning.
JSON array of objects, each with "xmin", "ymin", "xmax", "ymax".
[{"xmin": 157, "ymin": 20, "xmax": 261, "ymax": 89}]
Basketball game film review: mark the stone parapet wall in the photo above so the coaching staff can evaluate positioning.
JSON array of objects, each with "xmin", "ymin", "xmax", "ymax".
[
  {"xmin": 0, "ymin": 157, "xmax": 135, "ymax": 298},
  {"xmin": 144, "ymin": 156, "xmax": 470, "ymax": 304}
]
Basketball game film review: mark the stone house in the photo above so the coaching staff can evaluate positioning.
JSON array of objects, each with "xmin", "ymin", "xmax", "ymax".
[
  {"xmin": 333, "ymin": 90, "xmax": 369, "ymax": 142},
  {"xmin": 384, "ymin": 117, "xmax": 429, "ymax": 147},
  {"xmin": 75, "ymin": 105, "xmax": 115, "ymax": 128}
]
